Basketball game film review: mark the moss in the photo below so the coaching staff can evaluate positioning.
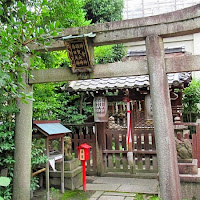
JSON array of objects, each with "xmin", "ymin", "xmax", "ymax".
[{"xmin": 61, "ymin": 189, "xmax": 95, "ymax": 200}]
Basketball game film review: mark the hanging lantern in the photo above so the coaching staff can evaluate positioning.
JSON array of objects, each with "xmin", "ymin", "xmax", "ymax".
[{"xmin": 93, "ymin": 97, "xmax": 108, "ymax": 122}]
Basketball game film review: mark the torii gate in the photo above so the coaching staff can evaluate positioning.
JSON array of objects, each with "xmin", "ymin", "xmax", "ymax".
[{"xmin": 13, "ymin": 4, "xmax": 200, "ymax": 200}]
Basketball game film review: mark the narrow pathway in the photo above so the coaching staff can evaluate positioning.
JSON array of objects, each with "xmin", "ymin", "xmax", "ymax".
[{"xmin": 80, "ymin": 176, "xmax": 159, "ymax": 200}]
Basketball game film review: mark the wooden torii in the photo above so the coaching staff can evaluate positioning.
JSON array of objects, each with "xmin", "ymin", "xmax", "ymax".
[{"xmin": 13, "ymin": 4, "xmax": 200, "ymax": 200}]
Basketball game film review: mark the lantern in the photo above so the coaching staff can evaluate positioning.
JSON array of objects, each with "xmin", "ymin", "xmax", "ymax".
[{"xmin": 93, "ymin": 96, "xmax": 108, "ymax": 122}]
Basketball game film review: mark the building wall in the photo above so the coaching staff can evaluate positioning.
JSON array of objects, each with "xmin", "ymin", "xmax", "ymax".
[
  {"xmin": 123, "ymin": 0, "xmax": 200, "ymax": 79},
  {"xmin": 123, "ymin": 0, "xmax": 200, "ymax": 19}
]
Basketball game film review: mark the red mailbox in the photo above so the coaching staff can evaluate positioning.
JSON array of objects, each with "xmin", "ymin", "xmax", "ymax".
[
  {"xmin": 77, "ymin": 143, "xmax": 91, "ymax": 192},
  {"xmin": 77, "ymin": 143, "xmax": 91, "ymax": 161}
]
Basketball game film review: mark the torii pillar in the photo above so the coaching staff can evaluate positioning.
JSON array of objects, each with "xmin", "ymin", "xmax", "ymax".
[
  {"xmin": 146, "ymin": 35, "xmax": 182, "ymax": 200},
  {"xmin": 13, "ymin": 55, "xmax": 33, "ymax": 200}
]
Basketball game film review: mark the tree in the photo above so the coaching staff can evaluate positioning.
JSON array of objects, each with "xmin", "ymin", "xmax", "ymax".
[
  {"xmin": 0, "ymin": 0, "xmax": 61, "ymax": 198},
  {"xmin": 43, "ymin": 0, "xmax": 91, "ymax": 28},
  {"xmin": 84, "ymin": 0, "xmax": 125, "ymax": 64},
  {"xmin": 84, "ymin": 0, "xmax": 124, "ymax": 23},
  {"xmin": 183, "ymin": 79, "xmax": 200, "ymax": 122}
]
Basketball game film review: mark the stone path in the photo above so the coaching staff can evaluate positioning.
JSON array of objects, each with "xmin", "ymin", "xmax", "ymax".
[{"xmin": 79, "ymin": 176, "xmax": 159, "ymax": 200}]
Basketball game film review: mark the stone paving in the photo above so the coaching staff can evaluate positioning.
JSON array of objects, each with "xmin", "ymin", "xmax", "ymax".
[{"xmin": 79, "ymin": 176, "xmax": 159, "ymax": 200}]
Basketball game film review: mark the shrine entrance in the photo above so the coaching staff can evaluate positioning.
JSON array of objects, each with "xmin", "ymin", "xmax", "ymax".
[
  {"xmin": 62, "ymin": 69, "xmax": 191, "ymax": 176},
  {"xmin": 13, "ymin": 4, "xmax": 200, "ymax": 200}
]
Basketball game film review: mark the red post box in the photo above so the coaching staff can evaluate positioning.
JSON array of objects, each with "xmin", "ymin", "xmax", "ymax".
[
  {"xmin": 77, "ymin": 143, "xmax": 91, "ymax": 161},
  {"xmin": 77, "ymin": 143, "xmax": 91, "ymax": 192}
]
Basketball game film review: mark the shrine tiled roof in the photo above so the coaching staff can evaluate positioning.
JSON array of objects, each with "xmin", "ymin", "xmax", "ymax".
[{"xmin": 63, "ymin": 72, "xmax": 191, "ymax": 93}]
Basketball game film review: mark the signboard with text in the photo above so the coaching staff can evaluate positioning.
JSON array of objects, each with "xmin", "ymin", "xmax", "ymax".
[{"xmin": 64, "ymin": 38, "xmax": 92, "ymax": 73}]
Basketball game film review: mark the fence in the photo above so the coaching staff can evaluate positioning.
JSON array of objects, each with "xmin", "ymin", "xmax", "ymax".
[
  {"xmin": 102, "ymin": 129, "xmax": 157, "ymax": 174},
  {"xmin": 65, "ymin": 118, "xmax": 200, "ymax": 176},
  {"xmin": 66, "ymin": 123, "xmax": 97, "ymax": 175}
]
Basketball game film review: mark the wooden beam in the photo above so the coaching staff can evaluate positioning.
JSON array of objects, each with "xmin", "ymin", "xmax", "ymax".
[
  {"xmin": 29, "ymin": 55, "xmax": 200, "ymax": 84},
  {"xmin": 28, "ymin": 4, "xmax": 200, "ymax": 51},
  {"xmin": 102, "ymin": 149, "xmax": 157, "ymax": 154}
]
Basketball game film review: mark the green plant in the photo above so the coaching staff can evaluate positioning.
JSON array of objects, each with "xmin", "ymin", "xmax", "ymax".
[
  {"xmin": 94, "ymin": 44, "xmax": 126, "ymax": 64},
  {"xmin": 84, "ymin": 0, "xmax": 124, "ymax": 23},
  {"xmin": 31, "ymin": 139, "xmax": 47, "ymax": 170},
  {"xmin": 0, "ymin": 177, "xmax": 10, "ymax": 187},
  {"xmin": 31, "ymin": 139, "xmax": 47, "ymax": 191},
  {"xmin": 30, "ymin": 177, "xmax": 40, "ymax": 191},
  {"xmin": 183, "ymin": 79, "xmax": 200, "ymax": 122},
  {"xmin": 135, "ymin": 193, "xmax": 160, "ymax": 200},
  {"xmin": 61, "ymin": 189, "xmax": 94, "ymax": 200},
  {"xmin": 0, "ymin": 177, "xmax": 11, "ymax": 200},
  {"xmin": 0, "ymin": 0, "xmax": 61, "ymax": 197},
  {"xmin": 50, "ymin": 187, "xmax": 62, "ymax": 200}
]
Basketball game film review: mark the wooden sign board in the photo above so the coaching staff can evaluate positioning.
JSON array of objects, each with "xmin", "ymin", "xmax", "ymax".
[{"xmin": 64, "ymin": 38, "xmax": 92, "ymax": 73}]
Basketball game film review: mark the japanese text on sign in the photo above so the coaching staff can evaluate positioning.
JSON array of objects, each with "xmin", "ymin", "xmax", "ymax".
[
  {"xmin": 64, "ymin": 38, "xmax": 91, "ymax": 70},
  {"xmin": 95, "ymin": 98, "xmax": 106, "ymax": 114},
  {"xmin": 93, "ymin": 97, "xmax": 108, "ymax": 122}
]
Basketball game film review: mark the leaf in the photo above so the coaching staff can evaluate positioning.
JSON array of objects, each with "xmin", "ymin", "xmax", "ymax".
[
  {"xmin": 39, "ymin": 28, "xmax": 45, "ymax": 35},
  {"xmin": 54, "ymin": 21, "xmax": 60, "ymax": 28},
  {"xmin": 17, "ymin": 1, "xmax": 23, "ymax": 8},
  {"xmin": 42, "ymin": 0, "xmax": 48, "ymax": 5},
  {"xmin": 0, "ymin": 177, "xmax": 10, "ymax": 187}
]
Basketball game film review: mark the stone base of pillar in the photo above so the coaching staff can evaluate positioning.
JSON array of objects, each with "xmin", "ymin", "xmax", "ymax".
[
  {"xmin": 180, "ymin": 168, "xmax": 200, "ymax": 199},
  {"xmin": 178, "ymin": 159, "xmax": 198, "ymax": 175}
]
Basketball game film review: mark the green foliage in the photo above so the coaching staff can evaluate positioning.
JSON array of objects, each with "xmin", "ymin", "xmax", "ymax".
[
  {"xmin": 183, "ymin": 79, "xmax": 200, "ymax": 122},
  {"xmin": 0, "ymin": 0, "xmax": 61, "ymax": 198},
  {"xmin": 57, "ymin": 92, "xmax": 93, "ymax": 124},
  {"xmin": 0, "ymin": 177, "xmax": 10, "ymax": 187},
  {"xmin": 33, "ymin": 83, "xmax": 61, "ymax": 120},
  {"xmin": 0, "ymin": 177, "xmax": 11, "ymax": 200},
  {"xmin": 95, "ymin": 44, "xmax": 126, "ymax": 64},
  {"xmin": 43, "ymin": 0, "xmax": 91, "ymax": 28},
  {"xmin": 33, "ymin": 84, "xmax": 93, "ymax": 124},
  {"xmin": 84, "ymin": 0, "xmax": 124, "ymax": 23},
  {"xmin": 30, "ymin": 177, "xmax": 40, "ymax": 191},
  {"xmin": 135, "ymin": 194, "xmax": 160, "ymax": 200},
  {"xmin": 31, "ymin": 139, "xmax": 47, "ymax": 170},
  {"xmin": 61, "ymin": 189, "xmax": 94, "ymax": 200},
  {"xmin": 32, "ymin": 0, "xmax": 125, "ymax": 125},
  {"xmin": 0, "ymin": 101, "xmax": 16, "ymax": 200},
  {"xmin": 84, "ymin": 0, "xmax": 125, "ymax": 64},
  {"xmin": 31, "ymin": 138, "xmax": 46, "ymax": 191}
]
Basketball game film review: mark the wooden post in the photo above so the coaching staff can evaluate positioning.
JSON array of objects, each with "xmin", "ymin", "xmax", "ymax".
[
  {"xmin": 61, "ymin": 137, "xmax": 65, "ymax": 193},
  {"xmin": 13, "ymin": 55, "xmax": 33, "ymax": 200},
  {"xmin": 196, "ymin": 119, "xmax": 200, "ymax": 167},
  {"xmin": 46, "ymin": 137, "xmax": 50, "ymax": 200},
  {"xmin": 82, "ymin": 160, "xmax": 86, "ymax": 192},
  {"xmin": 146, "ymin": 35, "xmax": 182, "ymax": 200},
  {"xmin": 96, "ymin": 122, "xmax": 106, "ymax": 176}
]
